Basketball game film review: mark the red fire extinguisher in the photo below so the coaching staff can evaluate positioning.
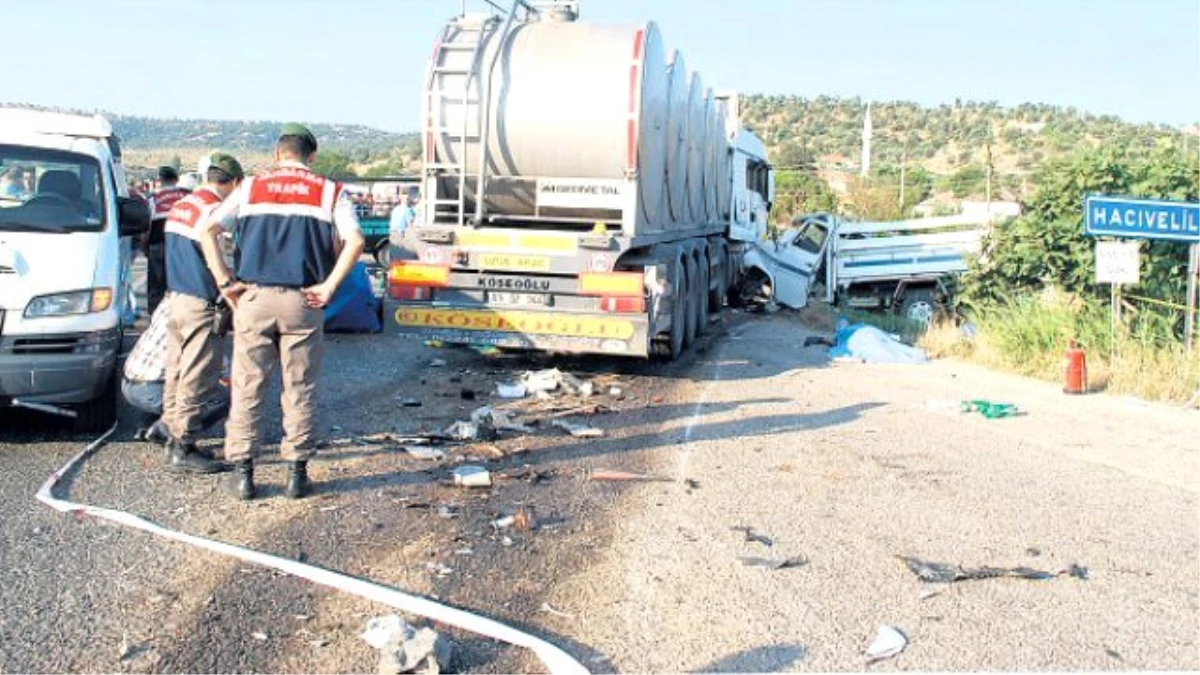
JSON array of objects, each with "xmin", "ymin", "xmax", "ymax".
[{"xmin": 1064, "ymin": 340, "xmax": 1088, "ymax": 395}]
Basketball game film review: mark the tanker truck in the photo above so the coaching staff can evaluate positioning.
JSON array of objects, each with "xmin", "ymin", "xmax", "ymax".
[{"xmin": 385, "ymin": 0, "xmax": 774, "ymax": 359}]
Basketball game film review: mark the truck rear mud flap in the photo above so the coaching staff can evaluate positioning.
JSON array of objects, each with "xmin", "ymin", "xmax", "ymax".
[{"xmin": 387, "ymin": 304, "xmax": 651, "ymax": 357}]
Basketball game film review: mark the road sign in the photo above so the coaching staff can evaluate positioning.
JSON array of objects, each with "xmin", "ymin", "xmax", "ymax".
[
  {"xmin": 1095, "ymin": 241, "xmax": 1140, "ymax": 284},
  {"xmin": 1085, "ymin": 195, "xmax": 1200, "ymax": 243}
]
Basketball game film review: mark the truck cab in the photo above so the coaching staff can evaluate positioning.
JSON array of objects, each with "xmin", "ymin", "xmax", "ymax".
[{"xmin": 0, "ymin": 108, "xmax": 150, "ymax": 431}]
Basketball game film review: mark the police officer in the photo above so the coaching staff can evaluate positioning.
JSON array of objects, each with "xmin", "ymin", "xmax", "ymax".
[
  {"xmin": 201, "ymin": 124, "xmax": 364, "ymax": 500},
  {"xmin": 161, "ymin": 153, "xmax": 244, "ymax": 474},
  {"xmin": 147, "ymin": 166, "xmax": 191, "ymax": 315}
]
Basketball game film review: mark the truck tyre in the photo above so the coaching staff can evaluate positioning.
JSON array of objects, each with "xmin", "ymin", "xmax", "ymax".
[
  {"xmin": 708, "ymin": 241, "xmax": 727, "ymax": 313},
  {"xmin": 696, "ymin": 252, "xmax": 710, "ymax": 335},
  {"xmin": 653, "ymin": 258, "xmax": 687, "ymax": 361},
  {"xmin": 683, "ymin": 255, "xmax": 699, "ymax": 348},
  {"xmin": 901, "ymin": 287, "xmax": 938, "ymax": 327},
  {"xmin": 73, "ymin": 368, "xmax": 118, "ymax": 433}
]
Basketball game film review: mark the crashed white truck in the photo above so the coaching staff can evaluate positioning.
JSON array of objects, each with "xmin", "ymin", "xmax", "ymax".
[
  {"xmin": 743, "ymin": 211, "xmax": 998, "ymax": 324},
  {"xmin": 385, "ymin": 0, "xmax": 775, "ymax": 359}
]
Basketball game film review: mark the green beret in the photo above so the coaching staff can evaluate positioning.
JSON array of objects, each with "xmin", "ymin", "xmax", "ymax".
[
  {"xmin": 158, "ymin": 165, "xmax": 179, "ymax": 181},
  {"xmin": 279, "ymin": 122, "xmax": 318, "ymax": 153},
  {"xmin": 208, "ymin": 152, "xmax": 245, "ymax": 180}
]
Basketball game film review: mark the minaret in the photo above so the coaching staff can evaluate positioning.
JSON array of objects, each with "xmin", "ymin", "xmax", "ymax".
[{"xmin": 861, "ymin": 103, "xmax": 872, "ymax": 177}]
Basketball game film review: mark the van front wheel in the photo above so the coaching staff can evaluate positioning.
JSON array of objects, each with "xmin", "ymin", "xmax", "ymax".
[{"xmin": 73, "ymin": 369, "xmax": 118, "ymax": 433}]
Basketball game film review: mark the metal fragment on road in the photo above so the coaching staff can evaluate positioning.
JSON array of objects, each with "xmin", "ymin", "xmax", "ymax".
[
  {"xmin": 739, "ymin": 555, "xmax": 809, "ymax": 570},
  {"xmin": 552, "ymin": 419, "xmax": 604, "ymax": 438},
  {"xmin": 405, "ymin": 446, "xmax": 447, "ymax": 461},
  {"xmin": 452, "ymin": 465, "xmax": 492, "ymax": 488},
  {"xmin": 897, "ymin": 555, "xmax": 1089, "ymax": 583},
  {"xmin": 731, "ymin": 525, "xmax": 774, "ymax": 547},
  {"xmin": 865, "ymin": 625, "xmax": 907, "ymax": 663}
]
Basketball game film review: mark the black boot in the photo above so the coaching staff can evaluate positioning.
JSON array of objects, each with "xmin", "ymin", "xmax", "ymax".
[
  {"xmin": 167, "ymin": 439, "xmax": 225, "ymax": 474},
  {"xmin": 285, "ymin": 461, "xmax": 311, "ymax": 499},
  {"xmin": 231, "ymin": 459, "xmax": 256, "ymax": 501}
]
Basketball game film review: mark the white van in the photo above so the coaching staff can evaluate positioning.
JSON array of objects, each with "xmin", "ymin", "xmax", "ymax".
[{"xmin": 0, "ymin": 108, "xmax": 150, "ymax": 431}]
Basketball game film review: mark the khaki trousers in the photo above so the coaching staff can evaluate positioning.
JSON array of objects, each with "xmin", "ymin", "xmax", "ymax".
[
  {"xmin": 224, "ymin": 286, "xmax": 324, "ymax": 462},
  {"xmin": 164, "ymin": 293, "xmax": 222, "ymax": 444}
]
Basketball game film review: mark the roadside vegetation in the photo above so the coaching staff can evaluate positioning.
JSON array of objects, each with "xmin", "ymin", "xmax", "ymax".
[{"xmin": 924, "ymin": 147, "xmax": 1200, "ymax": 404}]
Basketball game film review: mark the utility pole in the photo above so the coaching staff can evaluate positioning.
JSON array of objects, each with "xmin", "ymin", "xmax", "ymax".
[{"xmin": 984, "ymin": 140, "xmax": 993, "ymax": 210}]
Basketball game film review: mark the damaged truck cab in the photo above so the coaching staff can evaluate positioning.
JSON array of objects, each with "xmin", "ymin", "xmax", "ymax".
[{"xmin": 0, "ymin": 108, "xmax": 149, "ymax": 431}]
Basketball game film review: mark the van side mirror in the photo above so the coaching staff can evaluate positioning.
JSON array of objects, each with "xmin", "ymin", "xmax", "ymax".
[{"xmin": 117, "ymin": 196, "xmax": 150, "ymax": 237}]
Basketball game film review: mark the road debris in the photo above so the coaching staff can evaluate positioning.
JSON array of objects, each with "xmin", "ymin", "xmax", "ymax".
[
  {"xmin": 471, "ymin": 406, "xmax": 533, "ymax": 433},
  {"xmin": 589, "ymin": 469, "xmax": 671, "ymax": 482},
  {"xmin": 865, "ymin": 625, "xmax": 907, "ymax": 663},
  {"xmin": 396, "ymin": 397, "xmax": 423, "ymax": 407},
  {"xmin": 514, "ymin": 505, "xmax": 538, "ymax": 531},
  {"xmin": 684, "ymin": 478, "xmax": 700, "ymax": 491},
  {"xmin": 739, "ymin": 555, "xmax": 809, "ymax": 570},
  {"xmin": 452, "ymin": 465, "xmax": 492, "ymax": 488},
  {"xmin": 608, "ymin": 386, "xmax": 624, "ymax": 399},
  {"xmin": 897, "ymin": 555, "xmax": 1089, "ymax": 583},
  {"xmin": 429, "ymin": 358, "xmax": 447, "ymax": 367},
  {"xmin": 552, "ymin": 419, "xmax": 604, "ymax": 438},
  {"xmin": 425, "ymin": 562, "xmax": 454, "ymax": 578},
  {"xmin": 497, "ymin": 382, "xmax": 527, "ymax": 399},
  {"xmin": 252, "ymin": 631, "xmax": 269, "ymax": 641},
  {"xmin": 492, "ymin": 515, "xmax": 516, "ymax": 530},
  {"xmin": 541, "ymin": 603, "xmax": 576, "ymax": 619},
  {"xmin": 960, "ymin": 399, "xmax": 1021, "ymax": 419},
  {"xmin": 362, "ymin": 615, "xmax": 452, "ymax": 675},
  {"xmin": 443, "ymin": 420, "xmax": 498, "ymax": 442},
  {"xmin": 405, "ymin": 447, "xmax": 447, "ymax": 461},
  {"xmin": 436, "ymin": 505, "xmax": 458, "ymax": 519},
  {"xmin": 731, "ymin": 525, "xmax": 774, "ymax": 547}
]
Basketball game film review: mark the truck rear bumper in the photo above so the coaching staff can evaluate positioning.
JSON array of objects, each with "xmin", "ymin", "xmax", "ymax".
[{"xmin": 386, "ymin": 303, "xmax": 651, "ymax": 357}]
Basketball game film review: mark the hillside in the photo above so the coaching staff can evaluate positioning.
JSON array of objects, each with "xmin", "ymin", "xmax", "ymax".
[{"xmin": 742, "ymin": 95, "xmax": 1194, "ymax": 176}]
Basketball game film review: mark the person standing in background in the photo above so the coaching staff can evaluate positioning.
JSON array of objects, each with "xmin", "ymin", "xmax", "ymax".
[{"xmin": 146, "ymin": 165, "xmax": 190, "ymax": 315}]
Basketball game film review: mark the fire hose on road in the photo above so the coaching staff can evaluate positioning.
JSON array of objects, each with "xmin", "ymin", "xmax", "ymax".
[{"xmin": 36, "ymin": 424, "xmax": 589, "ymax": 675}]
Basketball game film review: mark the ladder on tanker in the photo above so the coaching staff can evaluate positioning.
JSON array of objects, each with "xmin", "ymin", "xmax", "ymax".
[{"xmin": 423, "ymin": 1, "xmax": 542, "ymax": 227}]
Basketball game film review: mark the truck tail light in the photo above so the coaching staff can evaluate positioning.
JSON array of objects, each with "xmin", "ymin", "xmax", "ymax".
[
  {"xmin": 599, "ymin": 296, "xmax": 646, "ymax": 313},
  {"xmin": 388, "ymin": 262, "xmax": 448, "ymax": 302},
  {"xmin": 579, "ymin": 271, "xmax": 643, "ymax": 296}
]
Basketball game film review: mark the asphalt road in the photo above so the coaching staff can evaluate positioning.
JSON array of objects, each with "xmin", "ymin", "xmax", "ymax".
[{"xmin": 1, "ymin": 305, "xmax": 1197, "ymax": 673}]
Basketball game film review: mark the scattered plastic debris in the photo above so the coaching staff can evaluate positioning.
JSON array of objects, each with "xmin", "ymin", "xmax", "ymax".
[
  {"xmin": 497, "ymin": 382, "xmax": 527, "ymax": 399},
  {"xmin": 588, "ymin": 469, "xmax": 671, "ymax": 482},
  {"xmin": 404, "ymin": 446, "xmax": 446, "ymax": 461},
  {"xmin": 897, "ymin": 555, "xmax": 1089, "ymax": 583},
  {"xmin": 552, "ymin": 419, "xmax": 604, "ymax": 438},
  {"xmin": 740, "ymin": 555, "xmax": 809, "ymax": 570},
  {"xmin": 865, "ymin": 625, "xmax": 907, "ymax": 663},
  {"xmin": 452, "ymin": 465, "xmax": 492, "ymax": 488},
  {"xmin": 828, "ymin": 324, "xmax": 928, "ymax": 364},
  {"xmin": 731, "ymin": 525, "xmax": 773, "ymax": 547},
  {"xmin": 471, "ymin": 406, "xmax": 533, "ymax": 433},
  {"xmin": 361, "ymin": 615, "xmax": 452, "ymax": 675},
  {"xmin": 960, "ymin": 399, "xmax": 1020, "ymax": 419}
]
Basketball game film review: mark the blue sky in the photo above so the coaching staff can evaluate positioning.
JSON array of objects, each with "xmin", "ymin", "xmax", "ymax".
[{"xmin": 5, "ymin": 0, "xmax": 1198, "ymax": 131}]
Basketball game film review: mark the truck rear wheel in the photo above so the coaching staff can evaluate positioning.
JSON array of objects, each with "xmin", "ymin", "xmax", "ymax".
[
  {"xmin": 652, "ymin": 258, "xmax": 687, "ymax": 361},
  {"xmin": 708, "ymin": 241, "xmax": 727, "ymax": 313},
  {"xmin": 901, "ymin": 287, "xmax": 939, "ymax": 327},
  {"xmin": 696, "ymin": 252, "xmax": 710, "ymax": 336},
  {"xmin": 683, "ymin": 255, "xmax": 699, "ymax": 348}
]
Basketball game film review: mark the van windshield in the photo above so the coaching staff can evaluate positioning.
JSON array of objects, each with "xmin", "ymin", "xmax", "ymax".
[{"xmin": 0, "ymin": 144, "xmax": 106, "ymax": 233}]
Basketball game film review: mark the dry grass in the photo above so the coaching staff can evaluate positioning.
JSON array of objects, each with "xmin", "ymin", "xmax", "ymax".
[{"xmin": 919, "ymin": 293, "xmax": 1200, "ymax": 405}]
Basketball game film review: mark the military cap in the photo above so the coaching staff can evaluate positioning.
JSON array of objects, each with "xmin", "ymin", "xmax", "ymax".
[
  {"xmin": 279, "ymin": 122, "xmax": 318, "ymax": 154},
  {"xmin": 207, "ymin": 152, "xmax": 245, "ymax": 180}
]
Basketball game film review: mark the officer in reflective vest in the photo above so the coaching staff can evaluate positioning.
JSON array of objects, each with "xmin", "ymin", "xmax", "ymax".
[
  {"xmin": 200, "ymin": 123, "xmax": 364, "ymax": 500},
  {"xmin": 161, "ymin": 152, "xmax": 244, "ymax": 475},
  {"xmin": 147, "ymin": 166, "xmax": 191, "ymax": 316}
]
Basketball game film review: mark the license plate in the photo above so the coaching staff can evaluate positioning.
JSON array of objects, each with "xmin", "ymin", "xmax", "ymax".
[
  {"xmin": 489, "ymin": 291, "xmax": 549, "ymax": 307},
  {"xmin": 478, "ymin": 253, "xmax": 551, "ymax": 272}
]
